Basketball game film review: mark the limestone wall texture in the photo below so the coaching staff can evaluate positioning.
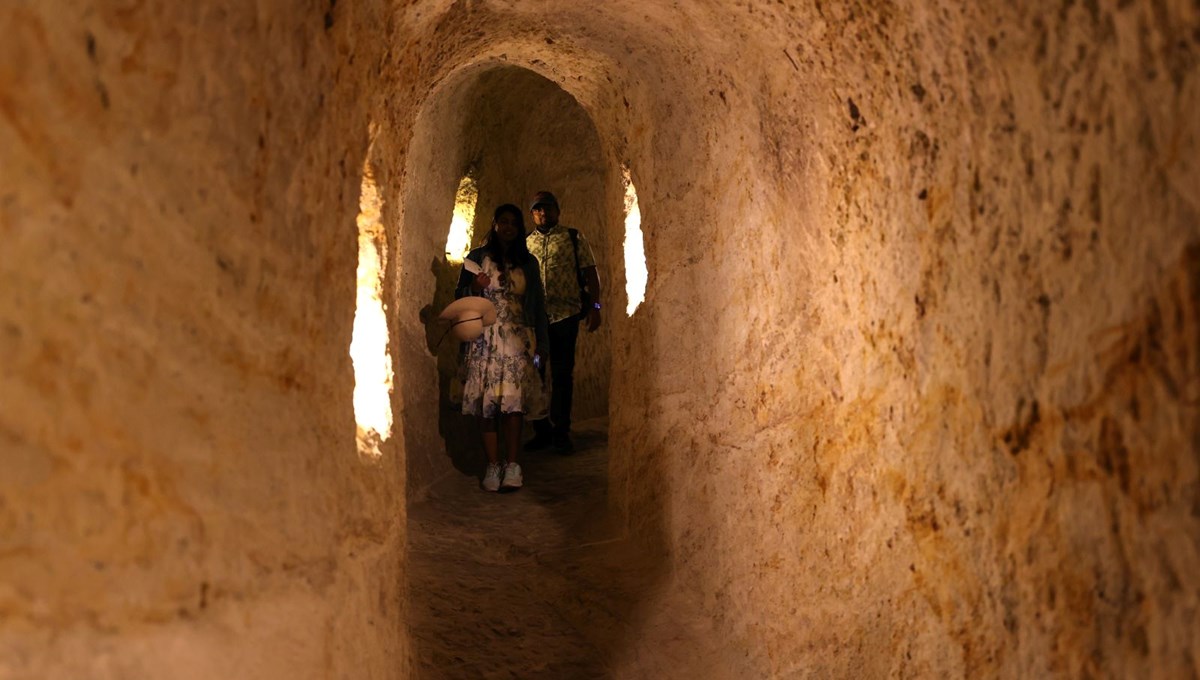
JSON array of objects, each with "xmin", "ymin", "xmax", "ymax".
[
  {"xmin": 593, "ymin": 2, "xmax": 1199, "ymax": 677},
  {"xmin": 3, "ymin": 0, "xmax": 1198, "ymax": 677},
  {"xmin": 1, "ymin": 1, "xmax": 409, "ymax": 678}
]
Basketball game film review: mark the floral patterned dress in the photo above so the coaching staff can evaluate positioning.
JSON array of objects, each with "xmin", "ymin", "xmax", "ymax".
[{"xmin": 458, "ymin": 255, "xmax": 547, "ymax": 419}]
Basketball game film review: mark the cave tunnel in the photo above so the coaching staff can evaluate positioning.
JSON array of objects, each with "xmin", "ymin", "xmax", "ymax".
[{"xmin": 2, "ymin": 1, "xmax": 1198, "ymax": 678}]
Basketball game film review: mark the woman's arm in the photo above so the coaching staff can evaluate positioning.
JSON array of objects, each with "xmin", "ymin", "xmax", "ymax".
[{"xmin": 455, "ymin": 251, "xmax": 489, "ymax": 298}]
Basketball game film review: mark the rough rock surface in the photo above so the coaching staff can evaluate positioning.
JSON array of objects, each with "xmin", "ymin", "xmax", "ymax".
[
  {"xmin": 2, "ymin": 0, "xmax": 1198, "ymax": 677},
  {"xmin": 3, "ymin": 1, "xmax": 407, "ymax": 677}
]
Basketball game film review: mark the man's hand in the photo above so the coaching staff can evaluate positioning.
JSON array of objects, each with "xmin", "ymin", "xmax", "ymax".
[{"xmin": 585, "ymin": 307, "xmax": 602, "ymax": 332}]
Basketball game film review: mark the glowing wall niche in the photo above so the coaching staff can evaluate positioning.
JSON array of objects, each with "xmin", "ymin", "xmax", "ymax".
[
  {"xmin": 444, "ymin": 174, "xmax": 478, "ymax": 263},
  {"xmin": 622, "ymin": 165, "xmax": 647, "ymax": 316},
  {"xmin": 349, "ymin": 160, "xmax": 394, "ymax": 458}
]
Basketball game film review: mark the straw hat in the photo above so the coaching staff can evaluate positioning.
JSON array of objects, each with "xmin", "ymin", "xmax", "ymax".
[{"xmin": 437, "ymin": 296, "xmax": 498, "ymax": 342}]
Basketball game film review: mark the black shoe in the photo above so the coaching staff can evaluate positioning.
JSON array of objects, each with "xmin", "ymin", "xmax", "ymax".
[
  {"xmin": 525, "ymin": 432, "xmax": 553, "ymax": 452},
  {"xmin": 553, "ymin": 433, "xmax": 575, "ymax": 454}
]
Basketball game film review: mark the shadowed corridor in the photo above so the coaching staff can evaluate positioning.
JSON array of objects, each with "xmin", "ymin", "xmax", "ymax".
[{"xmin": 2, "ymin": 1, "xmax": 1198, "ymax": 678}]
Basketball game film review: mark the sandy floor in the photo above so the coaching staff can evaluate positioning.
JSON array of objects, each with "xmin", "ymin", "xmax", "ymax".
[{"xmin": 408, "ymin": 418, "xmax": 747, "ymax": 679}]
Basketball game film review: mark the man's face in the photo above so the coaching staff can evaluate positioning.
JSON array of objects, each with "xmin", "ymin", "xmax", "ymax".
[{"xmin": 531, "ymin": 203, "xmax": 560, "ymax": 229}]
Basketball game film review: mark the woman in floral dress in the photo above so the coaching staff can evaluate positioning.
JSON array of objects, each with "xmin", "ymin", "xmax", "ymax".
[{"xmin": 455, "ymin": 204, "xmax": 549, "ymax": 491}]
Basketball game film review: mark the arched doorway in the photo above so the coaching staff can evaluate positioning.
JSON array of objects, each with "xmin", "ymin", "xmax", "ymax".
[{"xmin": 398, "ymin": 63, "xmax": 620, "ymax": 498}]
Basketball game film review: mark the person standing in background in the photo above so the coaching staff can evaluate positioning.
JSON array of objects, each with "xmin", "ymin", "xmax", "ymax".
[{"xmin": 524, "ymin": 191, "xmax": 602, "ymax": 454}]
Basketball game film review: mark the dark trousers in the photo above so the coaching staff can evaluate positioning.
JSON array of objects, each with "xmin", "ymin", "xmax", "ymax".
[{"xmin": 534, "ymin": 317, "xmax": 580, "ymax": 436}]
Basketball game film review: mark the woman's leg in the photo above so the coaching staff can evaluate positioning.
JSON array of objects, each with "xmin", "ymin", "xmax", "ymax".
[
  {"xmin": 480, "ymin": 416, "xmax": 499, "ymax": 463},
  {"xmin": 501, "ymin": 412, "xmax": 524, "ymax": 464}
]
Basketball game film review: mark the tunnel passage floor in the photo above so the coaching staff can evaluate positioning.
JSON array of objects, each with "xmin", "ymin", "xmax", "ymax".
[{"xmin": 407, "ymin": 417, "xmax": 745, "ymax": 679}]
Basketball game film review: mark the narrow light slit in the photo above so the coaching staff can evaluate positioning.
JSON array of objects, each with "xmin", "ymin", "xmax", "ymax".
[
  {"xmin": 350, "ymin": 159, "xmax": 393, "ymax": 458},
  {"xmin": 622, "ymin": 165, "xmax": 647, "ymax": 316}
]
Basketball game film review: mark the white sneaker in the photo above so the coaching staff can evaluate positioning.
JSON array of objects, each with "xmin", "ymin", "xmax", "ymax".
[
  {"xmin": 482, "ymin": 463, "xmax": 502, "ymax": 492},
  {"xmin": 500, "ymin": 462, "xmax": 523, "ymax": 490}
]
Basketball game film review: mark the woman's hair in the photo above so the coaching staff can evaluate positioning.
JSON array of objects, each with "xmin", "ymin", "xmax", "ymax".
[{"xmin": 483, "ymin": 203, "xmax": 530, "ymax": 269}]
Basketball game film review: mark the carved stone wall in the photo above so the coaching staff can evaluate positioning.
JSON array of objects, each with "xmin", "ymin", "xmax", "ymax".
[{"xmin": 3, "ymin": 1, "xmax": 1196, "ymax": 677}]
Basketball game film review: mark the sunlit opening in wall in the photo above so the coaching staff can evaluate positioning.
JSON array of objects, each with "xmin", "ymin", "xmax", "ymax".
[
  {"xmin": 350, "ymin": 160, "xmax": 393, "ymax": 458},
  {"xmin": 622, "ymin": 165, "xmax": 647, "ymax": 316},
  {"xmin": 444, "ymin": 173, "xmax": 478, "ymax": 262}
]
